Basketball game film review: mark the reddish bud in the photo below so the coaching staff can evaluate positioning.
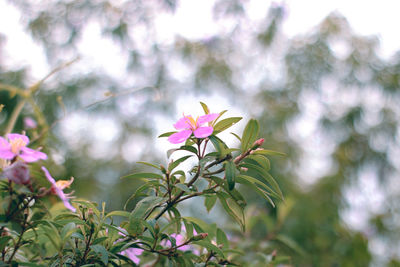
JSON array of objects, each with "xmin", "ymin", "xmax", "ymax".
[
  {"xmin": 252, "ymin": 138, "xmax": 265, "ymax": 149},
  {"xmin": 2, "ymin": 161, "xmax": 30, "ymax": 185}
]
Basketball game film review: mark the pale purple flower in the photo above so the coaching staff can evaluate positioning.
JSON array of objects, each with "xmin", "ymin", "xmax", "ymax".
[
  {"xmin": 121, "ymin": 248, "xmax": 142, "ymax": 265},
  {"xmin": 161, "ymin": 226, "xmax": 198, "ymax": 251},
  {"xmin": 2, "ymin": 161, "xmax": 30, "ymax": 185},
  {"xmin": 0, "ymin": 133, "xmax": 47, "ymax": 162},
  {"xmin": 41, "ymin": 166, "xmax": 76, "ymax": 212},
  {"xmin": 24, "ymin": 117, "xmax": 37, "ymax": 129},
  {"xmin": 168, "ymin": 113, "xmax": 219, "ymax": 144}
]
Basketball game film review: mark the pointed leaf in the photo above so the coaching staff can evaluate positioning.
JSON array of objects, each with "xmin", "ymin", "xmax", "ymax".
[
  {"xmin": 121, "ymin": 172, "xmax": 163, "ymax": 180},
  {"xmin": 213, "ymin": 117, "xmax": 242, "ymax": 134},
  {"xmin": 224, "ymin": 161, "xmax": 236, "ymax": 190},
  {"xmin": 168, "ymin": 155, "xmax": 193, "ymax": 172},
  {"xmin": 241, "ymin": 119, "xmax": 259, "ymax": 152}
]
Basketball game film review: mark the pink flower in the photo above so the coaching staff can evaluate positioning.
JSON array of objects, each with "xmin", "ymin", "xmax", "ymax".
[
  {"xmin": 24, "ymin": 117, "xmax": 37, "ymax": 129},
  {"xmin": 168, "ymin": 113, "xmax": 219, "ymax": 144},
  {"xmin": 161, "ymin": 226, "xmax": 198, "ymax": 252},
  {"xmin": 41, "ymin": 166, "xmax": 76, "ymax": 212},
  {"xmin": 2, "ymin": 161, "xmax": 30, "ymax": 185},
  {"xmin": 121, "ymin": 248, "xmax": 142, "ymax": 265},
  {"xmin": 0, "ymin": 133, "xmax": 47, "ymax": 162}
]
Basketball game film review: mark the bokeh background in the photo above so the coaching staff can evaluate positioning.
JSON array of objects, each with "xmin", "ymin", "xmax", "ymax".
[{"xmin": 1, "ymin": 0, "xmax": 400, "ymax": 266}]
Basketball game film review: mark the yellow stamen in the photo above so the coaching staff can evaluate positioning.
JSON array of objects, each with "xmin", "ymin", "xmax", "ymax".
[
  {"xmin": 10, "ymin": 138, "xmax": 27, "ymax": 154},
  {"xmin": 55, "ymin": 177, "xmax": 74, "ymax": 190}
]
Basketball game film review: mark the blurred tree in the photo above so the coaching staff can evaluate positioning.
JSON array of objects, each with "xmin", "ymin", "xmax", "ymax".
[{"xmin": 1, "ymin": 0, "xmax": 399, "ymax": 265}]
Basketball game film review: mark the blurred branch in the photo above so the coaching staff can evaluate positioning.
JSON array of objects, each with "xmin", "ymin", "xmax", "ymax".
[{"xmin": 3, "ymin": 58, "xmax": 79, "ymax": 136}]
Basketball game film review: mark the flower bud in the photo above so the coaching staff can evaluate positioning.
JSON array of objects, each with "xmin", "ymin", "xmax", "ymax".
[
  {"xmin": 2, "ymin": 161, "xmax": 30, "ymax": 185},
  {"xmin": 190, "ymin": 233, "xmax": 208, "ymax": 241},
  {"xmin": 160, "ymin": 164, "xmax": 167, "ymax": 174},
  {"xmin": 251, "ymin": 138, "xmax": 265, "ymax": 150}
]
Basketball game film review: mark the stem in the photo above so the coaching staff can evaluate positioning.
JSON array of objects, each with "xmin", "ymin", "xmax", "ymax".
[
  {"xmin": 79, "ymin": 226, "xmax": 94, "ymax": 265},
  {"xmin": 7, "ymin": 214, "xmax": 28, "ymax": 264},
  {"xmin": 175, "ymin": 184, "xmax": 218, "ymax": 204},
  {"xmin": 4, "ymin": 98, "xmax": 26, "ymax": 135}
]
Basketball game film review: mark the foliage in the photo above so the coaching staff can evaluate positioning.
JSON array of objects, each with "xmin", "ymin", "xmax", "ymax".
[
  {"xmin": 0, "ymin": 100, "xmax": 289, "ymax": 266},
  {"xmin": 1, "ymin": 0, "xmax": 400, "ymax": 265}
]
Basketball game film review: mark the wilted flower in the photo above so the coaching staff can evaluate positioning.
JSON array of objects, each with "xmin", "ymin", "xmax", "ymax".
[
  {"xmin": 168, "ymin": 113, "xmax": 219, "ymax": 144},
  {"xmin": 41, "ymin": 166, "xmax": 76, "ymax": 212},
  {"xmin": 24, "ymin": 117, "xmax": 37, "ymax": 129},
  {"xmin": 2, "ymin": 161, "xmax": 30, "ymax": 185},
  {"xmin": 0, "ymin": 133, "xmax": 47, "ymax": 162}
]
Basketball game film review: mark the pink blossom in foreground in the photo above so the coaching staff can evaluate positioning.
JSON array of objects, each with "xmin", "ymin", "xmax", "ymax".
[
  {"xmin": 121, "ymin": 248, "xmax": 142, "ymax": 265},
  {"xmin": 24, "ymin": 117, "xmax": 37, "ymax": 129},
  {"xmin": 168, "ymin": 113, "xmax": 219, "ymax": 144},
  {"xmin": 0, "ymin": 133, "xmax": 47, "ymax": 162},
  {"xmin": 2, "ymin": 161, "xmax": 30, "ymax": 185},
  {"xmin": 41, "ymin": 166, "xmax": 76, "ymax": 212}
]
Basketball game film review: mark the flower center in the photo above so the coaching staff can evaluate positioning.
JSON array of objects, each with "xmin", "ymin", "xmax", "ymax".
[
  {"xmin": 10, "ymin": 138, "xmax": 27, "ymax": 154},
  {"xmin": 55, "ymin": 178, "xmax": 74, "ymax": 190},
  {"xmin": 185, "ymin": 116, "xmax": 198, "ymax": 131}
]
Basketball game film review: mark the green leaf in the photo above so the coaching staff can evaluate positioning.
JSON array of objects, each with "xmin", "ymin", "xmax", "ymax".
[
  {"xmin": 240, "ymin": 164, "xmax": 283, "ymax": 200},
  {"xmin": 167, "ymin": 146, "xmax": 198, "ymax": 158},
  {"xmin": 275, "ymin": 234, "xmax": 307, "ymax": 256},
  {"xmin": 236, "ymin": 175, "xmax": 275, "ymax": 207},
  {"xmin": 168, "ymin": 155, "xmax": 193, "ymax": 172},
  {"xmin": 208, "ymin": 135, "xmax": 230, "ymax": 158},
  {"xmin": 121, "ymin": 172, "xmax": 163, "ymax": 180},
  {"xmin": 230, "ymin": 132, "xmax": 242, "ymax": 141},
  {"xmin": 0, "ymin": 236, "xmax": 12, "ymax": 252},
  {"xmin": 60, "ymin": 222, "xmax": 77, "ymax": 241},
  {"xmin": 224, "ymin": 161, "xmax": 237, "ymax": 190},
  {"xmin": 216, "ymin": 192, "xmax": 245, "ymax": 231},
  {"xmin": 131, "ymin": 196, "xmax": 165, "ymax": 219},
  {"xmin": 136, "ymin": 161, "xmax": 161, "ymax": 170},
  {"xmin": 213, "ymin": 117, "xmax": 242, "ymax": 134},
  {"xmin": 105, "ymin": 210, "xmax": 130, "ymax": 219},
  {"xmin": 247, "ymin": 155, "xmax": 271, "ymax": 171},
  {"xmin": 252, "ymin": 149, "xmax": 286, "ymax": 157},
  {"xmin": 127, "ymin": 218, "xmax": 144, "ymax": 236},
  {"xmin": 193, "ymin": 240, "xmax": 225, "ymax": 258},
  {"xmin": 92, "ymin": 236, "xmax": 108, "ymax": 245},
  {"xmin": 241, "ymin": 119, "xmax": 259, "ymax": 153},
  {"xmin": 200, "ymin": 102, "xmax": 210, "ymax": 114},
  {"xmin": 183, "ymin": 217, "xmax": 212, "ymax": 234},
  {"xmin": 204, "ymin": 195, "xmax": 217, "ymax": 213},
  {"xmin": 175, "ymin": 183, "xmax": 191, "ymax": 193},
  {"xmin": 158, "ymin": 131, "xmax": 177, "ymax": 138},
  {"xmin": 90, "ymin": 244, "xmax": 109, "ymax": 264},
  {"xmin": 216, "ymin": 228, "xmax": 229, "ymax": 249}
]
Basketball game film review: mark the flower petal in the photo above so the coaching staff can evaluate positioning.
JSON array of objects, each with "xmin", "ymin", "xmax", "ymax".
[
  {"xmin": 61, "ymin": 197, "xmax": 76, "ymax": 212},
  {"xmin": 20, "ymin": 147, "xmax": 47, "ymax": 162},
  {"xmin": 168, "ymin": 130, "xmax": 192, "ymax": 144},
  {"xmin": 41, "ymin": 166, "xmax": 56, "ymax": 185},
  {"xmin": 173, "ymin": 116, "xmax": 193, "ymax": 130},
  {"xmin": 0, "ymin": 149, "xmax": 15, "ymax": 160},
  {"xmin": 7, "ymin": 133, "xmax": 29, "ymax": 144},
  {"xmin": 193, "ymin": 126, "xmax": 213, "ymax": 138},
  {"xmin": 197, "ymin": 113, "xmax": 219, "ymax": 126},
  {"xmin": 0, "ymin": 137, "xmax": 10, "ymax": 148}
]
